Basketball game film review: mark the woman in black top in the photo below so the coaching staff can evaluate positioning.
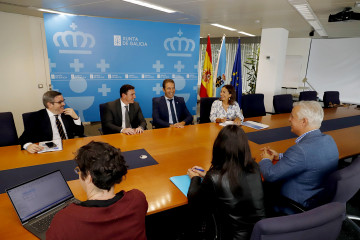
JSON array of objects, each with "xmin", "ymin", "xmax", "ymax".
[{"xmin": 187, "ymin": 125, "xmax": 265, "ymax": 240}]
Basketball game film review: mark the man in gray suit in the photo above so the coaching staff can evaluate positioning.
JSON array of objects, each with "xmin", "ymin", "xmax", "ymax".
[
  {"xmin": 101, "ymin": 84, "xmax": 146, "ymax": 135},
  {"xmin": 259, "ymin": 101, "xmax": 338, "ymax": 211}
]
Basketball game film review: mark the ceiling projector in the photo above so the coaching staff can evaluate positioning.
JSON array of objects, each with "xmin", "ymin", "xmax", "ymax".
[{"xmin": 328, "ymin": 7, "xmax": 360, "ymax": 22}]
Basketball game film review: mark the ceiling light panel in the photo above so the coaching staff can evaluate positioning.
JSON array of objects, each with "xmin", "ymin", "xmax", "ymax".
[
  {"xmin": 238, "ymin": 31, "xmax": 255, "ymax": 37},
  {"xmin": 123, "ymin": 0, "xmax": 176, "ymax": 13},
  {"xmin": 211, "ymin": 23, "xmax": 236, "ymax": 31}
]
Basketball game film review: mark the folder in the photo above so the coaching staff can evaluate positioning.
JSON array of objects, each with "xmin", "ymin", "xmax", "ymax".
[{"xmin": 170, "ymin": 175, "xmax": 191, "ymax": 196}]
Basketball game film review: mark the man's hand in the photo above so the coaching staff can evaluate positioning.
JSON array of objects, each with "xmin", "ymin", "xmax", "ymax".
[
  {"xmin": 260, "ymin": 147, "xmax": 279, "ymax": 161},
  {"xmin": 26, "ymin": 144, "xmax": 43, "ymax": 154},
  {"xmin": 135, "ymin": 127, "xmax": 144, "ymax": 134},
  {"xmin": 63, "ymin": 108, "xmax": 79, "ymax": 120},
  {"xmin": 173, "ymin": 122, "xmax": 185, "ymax": 128},
  {"xmin": 122, "ymin": 128, "xmax": 135, "ymax": 135}
]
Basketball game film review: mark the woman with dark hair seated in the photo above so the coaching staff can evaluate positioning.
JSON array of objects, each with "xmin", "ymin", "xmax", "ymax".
[
  {"xmin": 47, "ymin": 141, "xmax": 148, "ymax": 240},
  {"xmin": 210, "ymin": 84, "xmax": 244, "ymax": 125},
  {"xmin": 187, "ymin": 125, "xmax": 265, "ymax": 240}
]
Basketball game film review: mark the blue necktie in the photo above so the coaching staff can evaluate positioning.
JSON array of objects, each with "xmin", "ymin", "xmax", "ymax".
[{"xmin": 168, "ymin": 99, "xmax": 177, "ymax": 124}]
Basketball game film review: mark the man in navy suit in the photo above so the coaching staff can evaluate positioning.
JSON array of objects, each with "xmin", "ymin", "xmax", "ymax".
[
  {"xmin": 152, "ymin": 79, "xmax": 193, "ymax": 128},
  {"xmin": 19, "ymin": 91, "xmax": 84, "ymax": 153},
  {"xmin": 259, "ymin": 101, "xmax": 338, "ymax": 211}
]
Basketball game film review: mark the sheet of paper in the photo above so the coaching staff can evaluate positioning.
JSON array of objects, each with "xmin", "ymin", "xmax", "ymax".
[
  {"xmin": 242, "ymin": 121, "xmax": 269, "ymax": 130},
  {"xmin": 38, "ymin": 139, "xmax": 63, "ymax": 153},
  {"xmin": 219, "ymin": 121, "xmax": 235, "ymax": 127}
]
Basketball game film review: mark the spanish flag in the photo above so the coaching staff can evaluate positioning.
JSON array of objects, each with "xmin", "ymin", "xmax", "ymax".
[{"xmin": 200, "ymin": 35, "xmax": 213, "ymax": 97}]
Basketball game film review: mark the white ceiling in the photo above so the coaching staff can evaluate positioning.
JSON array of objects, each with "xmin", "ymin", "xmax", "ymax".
[{"xmin": 1, "ymin": 0, "xmax": 360, "ymax": 38}]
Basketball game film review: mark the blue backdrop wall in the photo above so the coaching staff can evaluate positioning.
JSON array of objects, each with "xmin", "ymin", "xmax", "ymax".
[{"xmin": 44, "ymin": 13, "xmax": 200, "ymax": 122}]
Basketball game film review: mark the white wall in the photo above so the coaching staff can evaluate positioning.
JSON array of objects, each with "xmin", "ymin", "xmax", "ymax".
[
  {"xmin": 256, "ymin": 28, "xmax": 288, "ymax": 112},
  {"xmin": 0, "ymin": 11, "xmax": 50, "ymax": 136},
  {"xmin": 282, "ymin": 38, "xmax": 311, "ymax": 95}
]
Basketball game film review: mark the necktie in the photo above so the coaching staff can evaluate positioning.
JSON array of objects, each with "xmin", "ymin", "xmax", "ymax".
[
  {"xmin": 168, "ymin": 99, "xmax": 177, "ymax": 124},
  {"xmin": 55, "ymin": 115, "xmax": 66, "ymax": 140},
  {"xmin": 125, "ymin": 105, "xmax": 131, "ymax": 128}
]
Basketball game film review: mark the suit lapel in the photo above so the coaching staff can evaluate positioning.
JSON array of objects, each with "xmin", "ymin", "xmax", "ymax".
[
  {"xmin": 41, "ymin": 109, "xmax": 54, "ymax": 139},
  {"xmin": 115, "ymin": 99, "xmax": 123, "ymax": 125},
  {"xmin": 174, "ymin": 96, "xmax": 181, "ymax": 118},
  {"xmin": 160, "ymin": 96, "xmax": 169, "ymax": 122}
]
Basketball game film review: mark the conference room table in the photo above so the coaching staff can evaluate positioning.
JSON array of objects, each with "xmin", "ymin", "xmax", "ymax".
[{"xmin": 0, "ymin": 105, "xmax": 359, "ymax": 239}]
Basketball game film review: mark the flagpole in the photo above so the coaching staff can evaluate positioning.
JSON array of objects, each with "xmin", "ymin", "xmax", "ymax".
[{"xmin": 213, "ymin": 34, "xmax": 226, "ymax": 95}]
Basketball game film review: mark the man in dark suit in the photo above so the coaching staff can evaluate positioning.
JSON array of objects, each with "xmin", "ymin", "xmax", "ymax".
[
  {"xmin": 152, "ymin": 79, "xmax": 193, "ymax": 128},
  {"xmin": 101, "ymin": 84, "xmax": 147, "ymax": 135},
  {"xmin": 19, "ymin": 91, "xmax": 84, "ymax": 153},
  {"xmin": 259, "ymin": 101, "xmax": 338, "ymax": 213}
]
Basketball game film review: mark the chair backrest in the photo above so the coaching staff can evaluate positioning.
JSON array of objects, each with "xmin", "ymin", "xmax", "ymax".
[
  {"xmin": 323, "ymin": 91, "xmax": 340, "ymax": 108},
  {"xmin": 22, "ymin": 111, "xmax": 36, "ymax": 132},
  {"xmin": 323, "ymin": 156, "xmax": 360, "ymax": 204},
  {"xmin": 241, "ymin": 94, "xmax": 266, "ymax": 118},
  {"xmin": 299, "ymin": 91, "xmax": 317, "ymax": 101},
  {"xmin": 250, "ymin": 202, "xmax": 345, "ymax": 240},
  {"xmin": 0, "ymin": 112, "xmax": 18, "ymax": 147},
  {"xmin": 99, "ymin": 103, "xmax": 106, "ymax": 134},
  {"xmin": 199, "ymin": 97, "xmax": 218, "ymax": 123},
  {"xmin": 273, "ymin": 94, "xmax": 293, "ymax": 114}
]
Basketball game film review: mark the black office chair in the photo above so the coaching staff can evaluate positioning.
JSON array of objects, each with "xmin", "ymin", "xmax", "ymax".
[
  {"xmin": 98, "ymin": 103, "xmax": 106, "ymax": 135},
  {"xmin": 273, "ymin": 94, "xmax": 293, "ymax": 114},
  {"xmin": 22, "ymin": 111, "xmax": 36, "ymax": 132},
  {"xmin": 241, "ymin": 94, "xmax": 266, "ymax": 118},
  {"xmin": 0, "ymin": 112, "xmax": 18, "ymax": 147},
  {"xmin": 199, "ymin": 97, "xmax": 218, "ymax": 123},
  {"xmin": 323, "ymin": 91, "xmax": 340, "ymax": 108},
  {"xmin": 323, "ymin": 157, "xmax": 360, "ymax": 231},
  {"xmin": 250, "ymin": 202, "xmax": 345, "ymax": 240},
  {"xmin": 299, "ymin": 91, "xmax": 317, "ymax": 101},
  {"xmin": 286, "ymin": 157, "xmax": 360, "ymax": 232}
]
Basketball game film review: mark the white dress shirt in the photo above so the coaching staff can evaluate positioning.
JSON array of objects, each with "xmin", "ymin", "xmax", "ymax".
[
  {"xmin": 120, "ymin": 99, "xmax": 129, "ymax": 131},
  {"xmin": 165, "ymin": 96, "xmax": 178, "ymax": 124}
]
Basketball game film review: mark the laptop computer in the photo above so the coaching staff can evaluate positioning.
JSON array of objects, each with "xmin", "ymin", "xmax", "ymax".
[{"xmin": 6, "ymin": 170, "xmax": 79, "ymax": 240}]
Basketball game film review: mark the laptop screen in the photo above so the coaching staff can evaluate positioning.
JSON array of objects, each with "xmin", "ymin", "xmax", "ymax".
[{"xmin": 6, "ymin": 170, "xmax": 74, "ymax": 223}]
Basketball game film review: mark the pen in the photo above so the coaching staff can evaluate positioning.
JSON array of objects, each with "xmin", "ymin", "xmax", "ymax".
[{"xmin": 194, "ymin": 168, "xmax": 204, "ymax": 172}]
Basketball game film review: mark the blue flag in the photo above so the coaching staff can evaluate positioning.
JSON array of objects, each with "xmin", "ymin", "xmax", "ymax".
[
  {"xmin": 214, "ymin": 36, "xmax": 226, "ymax": 97},
  {"xmin": 231, "ymin": 39, "xmax": 242, "ymax": 106}
]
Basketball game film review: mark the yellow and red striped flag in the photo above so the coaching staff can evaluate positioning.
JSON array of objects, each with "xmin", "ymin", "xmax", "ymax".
[{"xmin": 200, "ymin": 35, "xmax": 213, "ymax": 97}]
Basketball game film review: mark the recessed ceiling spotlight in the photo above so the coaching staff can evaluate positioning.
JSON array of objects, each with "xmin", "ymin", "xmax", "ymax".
[
  {"xmin": 123, "ymin": 0, "xmax": 176, "ymax": 13},
  {"xmin": 210, "ymin": 24, "xmax": 236, "ymax": 31}
]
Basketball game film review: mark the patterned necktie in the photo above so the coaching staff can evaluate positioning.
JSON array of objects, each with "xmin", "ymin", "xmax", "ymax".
[
  {"xmin": 125, "ymin": 105, "xmax": 131, "ymax": 128},
  {"xmin": 55, "ymin": 115, "xmax": 66, "ymax": 140},
  {"xmin": 168, "ymin": 99, "xmax": 178, "ymax": 124}
]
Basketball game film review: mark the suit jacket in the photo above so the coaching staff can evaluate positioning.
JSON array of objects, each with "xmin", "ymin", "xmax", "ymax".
[
  {"xmin": 101, "ymin": 99, "xmax": 147, "ymax": 134},
  {"xmin": 188, "ymin": 167, "xmax": 265, "ymax": 240},
  {"xmin": 152, "ymin": 96, "xmax": 193, "ymax": 128},
  {"xmin": 259, "ymin": 130, "xmax": 339, "ymax": 208},
  {"xmin": 19, "ymin": 109, "xmax": 84, "ymax": 148}
]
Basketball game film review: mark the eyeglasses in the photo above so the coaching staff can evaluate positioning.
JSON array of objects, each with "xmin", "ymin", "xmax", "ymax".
[
  {"xmin": 74, "ymin": 166, "xmax": 80, "ymax": 175},
  {"xmin": 52, "ymin": 99, "xmax": 65, "ymax": 104}
]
